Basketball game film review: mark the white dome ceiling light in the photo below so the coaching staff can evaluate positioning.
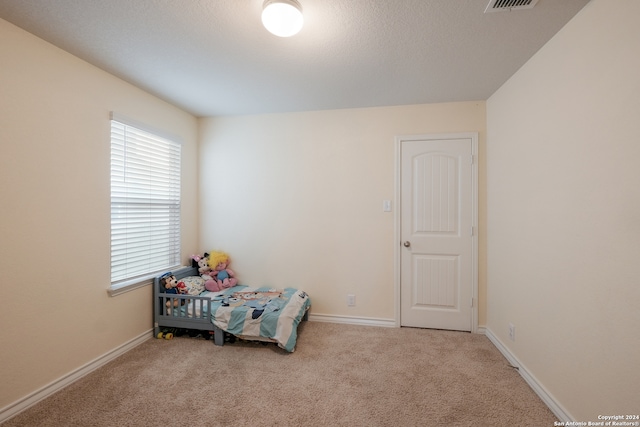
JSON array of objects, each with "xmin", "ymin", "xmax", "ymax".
[{"xmin": 261, "ymin": 0, "xmax": 304, "ymax": 37}]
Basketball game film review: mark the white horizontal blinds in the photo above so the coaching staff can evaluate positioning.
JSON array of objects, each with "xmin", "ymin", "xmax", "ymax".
[{"xmin": 110, "ymin": 119, "xmax": 181, "ymax": 284}]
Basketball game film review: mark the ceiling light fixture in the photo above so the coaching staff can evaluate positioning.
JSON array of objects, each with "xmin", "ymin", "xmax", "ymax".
[{"xmin": 261, "ymin": 0, "xmax": 304, "ymax": 37}]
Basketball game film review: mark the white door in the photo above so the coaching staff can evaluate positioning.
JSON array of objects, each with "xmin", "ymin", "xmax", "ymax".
[{"xmin": 399, "ymin": 134, "xmax": 476, "ymax": 331}]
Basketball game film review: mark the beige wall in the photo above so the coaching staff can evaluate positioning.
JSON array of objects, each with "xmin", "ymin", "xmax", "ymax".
[
  {"xmin": 0, "ymin": 18, "xmax": 198, "ymax": 410},
  {"xmin": 199, "ymin": 102, "xmax": 487, "ymax": 324},
  {"xmin": 486, "ymin": 0, "xmax": 640, "ymax": 420}
]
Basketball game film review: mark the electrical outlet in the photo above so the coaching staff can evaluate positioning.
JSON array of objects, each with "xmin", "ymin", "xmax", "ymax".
[
  {"xmin": 508, "ymin": 323, "xmax": 516, "ymax": 341},
  {"xmin": 347, "ymin": 294, "xmax": 356, "ymax": 306}
]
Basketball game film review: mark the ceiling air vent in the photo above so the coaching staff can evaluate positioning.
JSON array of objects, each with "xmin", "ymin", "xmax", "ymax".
[{"xmin": 484, "ymin": 0, "xmax": 539, "ymax": 13}]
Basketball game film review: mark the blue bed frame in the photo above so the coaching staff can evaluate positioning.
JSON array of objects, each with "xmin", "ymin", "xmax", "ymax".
[
  {"xmin": 153, "ymin": 266, "xmax": 310, "ymax": 348},
  {"xmin": 153, "ymin": 266, "xmax": 225, "ymax": 346}
]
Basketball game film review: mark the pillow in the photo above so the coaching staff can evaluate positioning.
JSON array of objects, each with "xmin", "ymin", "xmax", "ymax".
[{"xmin": 178, "ymin": 276, "xmax": 206, "ymax": 296}]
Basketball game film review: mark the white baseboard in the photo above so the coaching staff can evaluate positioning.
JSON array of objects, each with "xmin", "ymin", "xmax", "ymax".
[
  {"xmin": 309, "ymin": 313, "xmax": 397, "ymax": 328},
  {"xmin": 483, "ymin": 327, "xmax": 574, "ymax": 423},
  {"xmin": 309, "ymin": 314, "xmax": 485, "ymax": 332},
  {"xmin": 0, "ymin": 330, "xmax": 152, "ymax": 424}
]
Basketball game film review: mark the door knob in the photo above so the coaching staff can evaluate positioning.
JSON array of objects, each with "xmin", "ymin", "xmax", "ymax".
[{"xmin": 403, "ymin": 241, "xmax": 411, "ymax": 247}]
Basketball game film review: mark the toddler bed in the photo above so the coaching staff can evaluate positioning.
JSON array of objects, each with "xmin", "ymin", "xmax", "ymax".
[{"xmin": 153, "ymin": 266, "xmax": 310, "ymax": 352}]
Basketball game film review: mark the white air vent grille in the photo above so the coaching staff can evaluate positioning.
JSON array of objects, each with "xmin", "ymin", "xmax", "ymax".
[{"xmin": 485, "ymin": 0, "xmax": 539, "ymax": 13}]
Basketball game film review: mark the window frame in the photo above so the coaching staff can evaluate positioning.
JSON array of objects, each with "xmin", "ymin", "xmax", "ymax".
[{"xmin": 108, "ymin": 113, "xmax": 182, "ymax": 296}]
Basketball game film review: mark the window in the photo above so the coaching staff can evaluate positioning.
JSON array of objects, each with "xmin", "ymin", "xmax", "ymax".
[{"xmin": 110, "ymin": 114, "xmax": 181, "ymax": 294}]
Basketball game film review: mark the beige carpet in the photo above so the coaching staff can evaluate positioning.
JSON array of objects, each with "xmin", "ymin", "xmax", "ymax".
[{"xmin": 4, "ymin": 322, "xmax": 557, "ymax": 426}]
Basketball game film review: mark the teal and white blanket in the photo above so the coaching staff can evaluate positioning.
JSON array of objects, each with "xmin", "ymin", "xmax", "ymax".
[{"xmin": 188, "ymin": 285, "xmax": 310, "ymax": 352}]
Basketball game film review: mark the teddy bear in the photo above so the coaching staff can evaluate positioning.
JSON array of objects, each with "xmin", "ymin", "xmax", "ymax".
[{"xmin": 206, "ymin": 251, "xmax": 238, "ymax": 292}]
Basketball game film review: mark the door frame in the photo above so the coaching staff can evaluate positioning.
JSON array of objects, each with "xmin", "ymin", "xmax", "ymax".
[{"xmin": 394, "ymin": 132, "xmax": 479, "ymax": 333}]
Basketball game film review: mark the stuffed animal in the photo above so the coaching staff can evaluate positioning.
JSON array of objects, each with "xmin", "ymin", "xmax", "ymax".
[
  {"xmin": 206, "ymin": 251, "xmax": 238, "ymax": 292},
  {"xmin": 192, "ymin": 253, "xmax": 218, "ymax": 291},
  {"xmin": 176, "ymin": 281, "xmax": 188, "ymax": 295},
  {"xmin": 161, "ymin": 273, "xmax": 178, "ymax": 294},
  {"xmin": 160, "ymin": 273, "xmax": 182, "ymax": 308},
  {"xmin": 160, "ymin": 273, "xmax": 187, "ymax": 308},
  {"xmin": 191, "ymin": 254, "xmax": 214, "ymax": 280}
]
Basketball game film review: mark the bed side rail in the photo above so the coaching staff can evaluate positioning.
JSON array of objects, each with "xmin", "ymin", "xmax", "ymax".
[{"xmin": 157, "ymin": 294, "xmax": 213, "ymax": 322}]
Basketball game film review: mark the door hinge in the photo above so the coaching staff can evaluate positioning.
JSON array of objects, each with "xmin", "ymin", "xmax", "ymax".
[
  {"xmin": 471, "ymin": 298, "xmax": 474, "ymax": 307},
  {"xmin": 470, "ymin": 226, "xmax": 474, "ymax": 236},
  {"xmin": 470, "ymin": 155, "xmax": 474, "ymax": 165}
]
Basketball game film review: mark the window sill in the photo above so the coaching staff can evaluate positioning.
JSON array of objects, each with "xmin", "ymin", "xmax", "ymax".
[
  {"xmin": 107, "ymin": 278, "xmax": 153, "ymax": 297},
  {"xmin": 107, "ymin": 265, "xmax": 185, "ymax": 297}
]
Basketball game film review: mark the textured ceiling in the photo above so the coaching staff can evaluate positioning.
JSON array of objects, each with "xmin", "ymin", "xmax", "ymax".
[{"xmin": 0, "ymin": 0, "xmax": 590, "ymax": 117}]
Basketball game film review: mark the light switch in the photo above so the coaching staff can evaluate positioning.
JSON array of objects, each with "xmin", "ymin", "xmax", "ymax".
[{"xmin": 383, "ymin": 200, "xmax": 392, "ymax": 212}]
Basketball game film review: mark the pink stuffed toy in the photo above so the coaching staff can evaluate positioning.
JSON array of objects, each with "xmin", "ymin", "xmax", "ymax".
[{"xmin": 206, "ymin": 251, "xmax": 238, "ymax": 292}]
